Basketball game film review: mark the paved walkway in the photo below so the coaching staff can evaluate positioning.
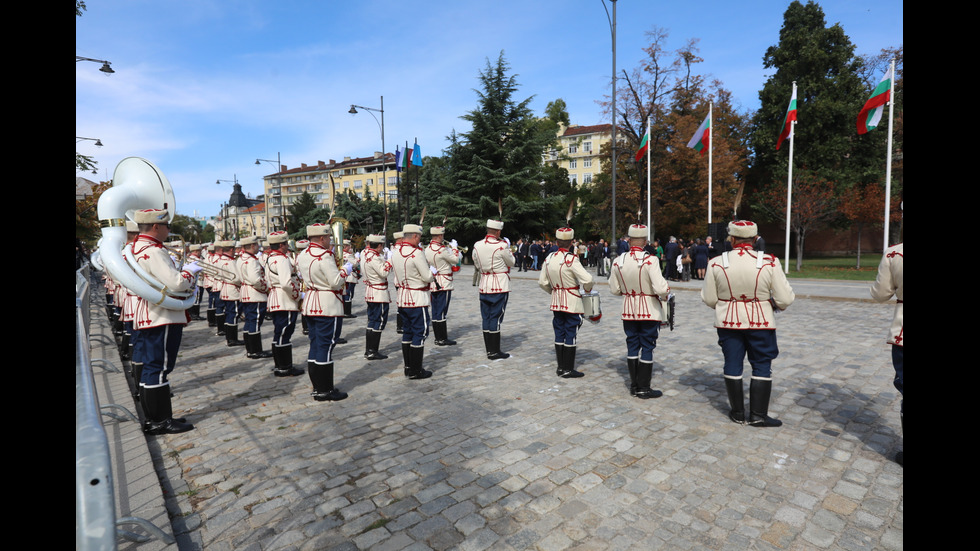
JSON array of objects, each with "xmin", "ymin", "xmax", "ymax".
[{"xmin": 93, "ymin": 265, "xmax": 903, "ymax": 550}]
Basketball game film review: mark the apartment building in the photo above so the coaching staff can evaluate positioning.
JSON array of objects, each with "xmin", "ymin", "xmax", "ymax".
[{"xmin": 545, "ymin": 124, "xmax": 614, "ymax": 187}]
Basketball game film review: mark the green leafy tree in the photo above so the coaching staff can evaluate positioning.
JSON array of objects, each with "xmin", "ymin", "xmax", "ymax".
[
  {"xmin": 171, "ymin": 214, "xmax": 205, "ymax": 244},
  {"xmin": 594, "ymin": 30, "xmax": 750, "ymax": 240},
  {"xmin": 286, "ymin": 191, "xmax": 318, "ymax": 237},
  {"xmin": 749, "ymin": 0, "xmax": 875, "ymax": 193}
]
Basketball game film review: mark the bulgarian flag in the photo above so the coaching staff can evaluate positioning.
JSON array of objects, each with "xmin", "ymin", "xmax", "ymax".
[
  {"xmin": 687, "ymin": 113, "xmax": 710, "ymax": 157},
  {"xmin": 635, "ymin": 124, "xmax": 649, "ymax": 162},
  {"xmin": 776, "ymin": 87, "xmax": 797, "ymax": 150},
  {"xmin": 857, "ymin": 65, "xmax": 893, "ymax": 134},
  {"xmin": 401, "ymin": 145, "xmax": 413, "ymax": 171}
]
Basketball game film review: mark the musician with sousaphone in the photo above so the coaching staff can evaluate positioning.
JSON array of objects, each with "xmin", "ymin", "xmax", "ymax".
[
  {"xmin": 131, "ymin": 208, "xmax": 202, "ymax": 434},
  {"xmin": 608, "ymin": 224, "xmax": 671, "ymax": 399}
]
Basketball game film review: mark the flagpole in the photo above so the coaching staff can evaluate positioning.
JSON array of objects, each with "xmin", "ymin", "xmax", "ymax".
[
  {"xmin": 883, "ymin": 58, "xmax": 896, "ymax": 250},
  {"xmin": 708, "ymin": 102, "xmax": 713, "ymax": 225},
  {"xmin": 646, "ymin": 115, "xmax": 651, "ymax": 240},
  {"xmin": 784, "ymin": 81, "xmax": 796, "ymax": 274}
]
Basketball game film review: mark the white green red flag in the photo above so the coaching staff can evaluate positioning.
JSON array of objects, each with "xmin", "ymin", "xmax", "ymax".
[
  {"xmin": 635, "ymin": 125, "xmax": 649, "ymax": 162},
  {"xmin": 776, "ymin": 87, "xmax": 797, "ymax": 150},
  {"xmin": 686, "ymin": 114, "xmax": 710, "ymax": 156},
  {"xmin": 857, "ymin": 65, "xmax": 893, "ymax": 134},
  {"xmin": 400, "ymin": 145, "xmax": 413, "ymax": 171}
]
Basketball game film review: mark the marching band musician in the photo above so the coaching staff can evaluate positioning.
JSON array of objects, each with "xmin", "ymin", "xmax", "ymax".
[
  {"xmin": 131, "ymin": 208, "xmax": 201, "ymax": 435},
  {"xmin": 424, "ymin": 226, "xmax": 460, "ymax": 346},
  {"xmin": 342, "ymin": 239, "xmax": 359, "ymax": 319},
  {"xmin": 121, "ymin": 221, "xmax": 143, "ymax": 398},
  {"xmin": 391, "ymin": 224, "xmax": 435, "ymax": 379},
  {"xmin": 361, "ymin": 234, "xmax": 392, "ymax": 360},
  {"xmin": 538, "ymin": 227, "xmax": 594, "ymax": 379},
  {"xmin": 210, "ymin": 242, "xmax": 227, "ymax": 335},
  {"xmin": 186, "ymin": 244, "xmax": 206, "ymax": 321},
  {"xmin": 609, "ymin": 224, "xmax": 670, "ymax": 398},
  {"xmin": 295, "ymin": 239, "xmax": 310, "ymax": 336},
  {"xmin": 391, "ymin": 231, "xmax": 405, "ymax": 334},
  {"xmin": 871, "ymin": 236, "xmax": 903, "ymax": 466},
  {"xmin": 265, "ymin": 230, "xmax": 304, "ymax": 377},
  {"xmin": 203, "ymin": 243, "xmax": 219, "ymax": 329},
  {"xmin": 472, "ymin": 219, "xmax": 516, "ymax": 360},
  {"xmin": 296, "ymin": 223, "xmax": 350, "ymax": 401},
  {"xmin": 217, "ymin": 239, "xmax": 245, "ymax": 346},
  {"xmin": 701, "ymin": 221, "xmax": 795, "ymax": 427},
  {"xmin": 238, "ymin": 236, "xmax": 273, "ymax": 359}
]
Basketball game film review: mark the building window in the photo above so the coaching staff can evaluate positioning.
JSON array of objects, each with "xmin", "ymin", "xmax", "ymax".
[
  {"xmin": 583, "ymin": 158, "xmax": 592, "ymax": 168},
  {"xmin": 569, "ymin": 174, "xmax": 578, "ymax": 185},
  {"xmin": 583, "ymin": 173, "xmax": 593, "ymax": 183},
  {"xmin": 354, "ymin": 180, "xmax": 362, "ymax": 188},
  {"xmin": 569, "ymin": 144, "xmax": 578, "ymax": 154},
  {"xmin": 569, "ymin": 159, "xmax": 577, "ymax": 169},
  {"xmin": 583, "ymin": 141, "xmax": 592, "ymax": 153}
]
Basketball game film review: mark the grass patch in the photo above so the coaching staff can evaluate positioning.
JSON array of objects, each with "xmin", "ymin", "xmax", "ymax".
[{"xmin": 781, "ymin": 254, "xmax": 882, "ymax": 281}]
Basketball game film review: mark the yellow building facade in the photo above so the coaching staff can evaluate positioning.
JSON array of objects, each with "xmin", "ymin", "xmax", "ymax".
[
  {"xmin": 545, "ymin": 124, "xmax": 614, "ymax": 187},
  {"xmin": 260, "ymin": 153, "xmax": 398, "ymax": 230}
]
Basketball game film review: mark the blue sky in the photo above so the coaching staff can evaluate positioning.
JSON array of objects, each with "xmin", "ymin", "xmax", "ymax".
[{"xmin": 76, "ymin": 0, "xmax": 903, "ymax": 219}]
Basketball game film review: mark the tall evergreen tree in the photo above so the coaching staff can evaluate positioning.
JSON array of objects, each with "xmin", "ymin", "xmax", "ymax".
[
  {"xmin": 749, "ymin": 0, "xmax": 875, "ymax": 192},
  {"xmin": 445, "ymin": 52, "xmax": 563, "ymax": 244}
]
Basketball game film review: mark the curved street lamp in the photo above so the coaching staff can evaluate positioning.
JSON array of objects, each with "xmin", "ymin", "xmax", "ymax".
[
  {"xmin": 256, "ymin": 153, "xmax": 285, "ymax": 231},
  {"xmin": 76, "ymin": 56, "xmax": 115, "ymax": 74},
  {"xmin": 348, "ymin": 96, "xmax": 391, "ymax": 228}
]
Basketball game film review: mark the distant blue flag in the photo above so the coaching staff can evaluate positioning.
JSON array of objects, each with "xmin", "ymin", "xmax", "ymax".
[
  {"xmin": 394, "ymin": 146, "xmax": 402, "ymax": 172},
  {"xmin": 412, "ymin": 143, "xmax": 423, "ymax": 167}
]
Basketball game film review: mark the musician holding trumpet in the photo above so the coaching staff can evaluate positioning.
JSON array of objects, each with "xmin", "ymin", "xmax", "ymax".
[
  {"xmin": 425, "ymin": 226, "xmax": 460, "ymax": 347},
  {"xmin": 132, "ymin": 208, "xmax": 201, "ymax": 435},
  {"xmin": 296, "ymin": 223, "xmax": 351, "ymax": 401}
]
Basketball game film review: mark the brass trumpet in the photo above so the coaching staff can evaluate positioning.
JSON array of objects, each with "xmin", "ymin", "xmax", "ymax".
[{"xmin": 328, "ymin": 217, "xmax": 349, "ymax": 269}]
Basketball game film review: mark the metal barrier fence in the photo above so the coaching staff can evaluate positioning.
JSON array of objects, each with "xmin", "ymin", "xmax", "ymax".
[{"xmin": 75, "ymin": 263, "xmax": 175, "ymax": 550}]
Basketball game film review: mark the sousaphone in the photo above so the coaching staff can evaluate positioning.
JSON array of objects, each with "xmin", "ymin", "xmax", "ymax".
[{"xmin": 96, "ymin": 157, "xmax": 196, "ymax": 310}]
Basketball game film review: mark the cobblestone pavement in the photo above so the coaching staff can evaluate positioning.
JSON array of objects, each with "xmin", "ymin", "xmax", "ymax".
[{"xmin": 147, "ymin": 268, "xmax": 903, "ymax": 550}]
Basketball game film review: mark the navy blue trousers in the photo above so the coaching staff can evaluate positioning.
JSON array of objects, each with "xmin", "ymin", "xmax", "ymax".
[
  {"xmin": 623, "ymin": 320, "xmax": 660, "ymax": 362},
  {"xmin": 479, "ymin": 293, "xmax": 508, "ymax": 332},
  {"xmin": 138, "ymin": 324, "xmax": 183, "ymax": 388},
  {"xmin": 717, "ymin": 328, "xmax": 778, "ymax": 378}
]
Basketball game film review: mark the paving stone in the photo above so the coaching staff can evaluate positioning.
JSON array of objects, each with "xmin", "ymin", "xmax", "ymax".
[{"xmin": 113, "ymin": 273, "xmax": 901, "ymax": 550}]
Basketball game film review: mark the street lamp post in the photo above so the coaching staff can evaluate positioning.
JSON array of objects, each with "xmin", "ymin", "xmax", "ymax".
[
  {"xmin": 602, "ymin": 0, "xmax": 618, "ymax": 248},
  {"xmin": 256, "ymin": 153, "xmax": 284, "ymax": 231},
  {"xmin": 348, "ymin": 96, "xmax": 390, "ymax": 230},
  {"xmin": 76, "ymin": 56, "xmax": 115, "ymax": 74}
]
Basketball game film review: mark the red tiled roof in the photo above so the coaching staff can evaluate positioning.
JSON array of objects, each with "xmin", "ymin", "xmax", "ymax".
[{"xmin": 562, "ymin": 124, "xmax": 613, "ymax": 137}]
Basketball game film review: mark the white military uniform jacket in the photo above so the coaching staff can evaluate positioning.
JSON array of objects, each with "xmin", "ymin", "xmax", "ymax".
[
  {"xmin": 870, "ymin": 243, "xmax": 903, "ymax": 346},
  {"xmin": 266, "ymin": 250, "xmax": 302, "ymax": 312},
  {"xmin": 472, "ymin": 235, "xmax": 516, "ymax": 294},
  {"xmin": 131, "ymin": 234, "xmax": 196, "ymax": 329},
  {"xmin": 217, "ymin": 253, "xmax": 241, "ymax": 301},
  {"xmin": 391, "ymin": 242, "xmax": 434, "ymax": 308},
  {"xmin": 538, "ymin": 249, "xmax": 594, "ymax": 314},
  {"xmin": 701, "ymin": 244, "xmax": 795, "ymax": 329},
  {"xmin": 425, "ymin": 240, "xmax": 459, "ymax": 292},
  {"xmin": 609, "ymin": 248, "xmax": 670, "ymax": 321},
  {"xmin": 238, "ymin": 251, "xmax": 269, "ymax": 303},
  {"xmin": 297, "ymin": 243, "xmax": 345, "ymax": 317},
  {"xmin": 361, "ymin": 248, "xmax": 392, "ymax": 303},
  {"xmin": 120, "ymin": 243, "xmax": 140, "ymax": 323},
  {"xmin": 344, "ymin": 249, "xmax": 360, "ymax": 284}
]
